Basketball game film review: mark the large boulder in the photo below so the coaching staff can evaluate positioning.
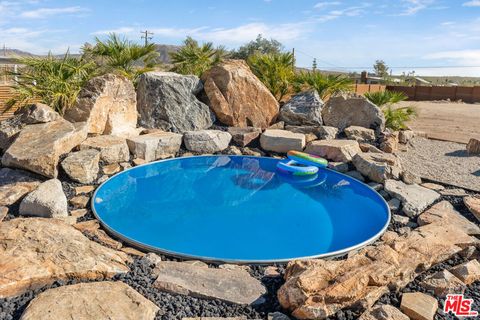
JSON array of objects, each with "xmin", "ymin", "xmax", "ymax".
[
  {"xmin": 1, "ymin": 120, "xmax": 88, "ymax": 178},
  {"xmin": 201, "ymin": 60, "xmax": 279, "ymax": 128},
  {"xmin": 19, "ymin": 179, "xmax": 68, "ymax": 218},
  {"xmin": 183, "ymin": 130, "xmax": 232, "ymax": 153},
  {"xmin": 79, "ymin": 135, "xmax": 130, "ymax": 164},
  {"xmin": 227, "ymin": 127, "xmax": 262, "ymax": 147},
  {"xmin": 64, "ymin": 74, "xmax": 137, "ymax": 137},
  {"xmin": 260, "ymin": 129, "xmax": 306, "ymax": 154},
  {"xmin": 352, "ymin": 152, "xmax": 402, "ymax": 183},
  {"xmin": 137, "ymin": 72, "xmax": 214, "ymax": 133},
  {"xmin": 0, "ymin": 218, "xmax": 130, "ymax": 298},
  {"xmin": 279, "ymin": 90, "xmax": 323, "ymax": 126},
  {"xmin": 61, "ymin": 149, "xmax": 100, "ymax": 184},
  {"xmin": 384, "ymin": 180, "xmax": 441, "ymax": 217},
  {"xmin": 305, "ymin": 139, "xmax": 361, "ymax": 162},
  {"xmin": 322, "ymin": 94, "xmax": 385, "ymax": 132},
  {"xmin": 20, "ymin": 282, "xmax": 159, "ymax": 320},
  {"xmin": 127, "ymin": 131, "xmax": 182, "ymax": 162}
]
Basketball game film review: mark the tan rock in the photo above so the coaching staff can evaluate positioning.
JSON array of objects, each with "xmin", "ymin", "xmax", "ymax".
[
  {"xmin": 75, "ymin": 185, "xmax": 95, "ymax": 195},
  {"xmin": 79, "ymin": 135, "xmax": 130, "ymax": 164},
  {"xmin": 449, "ymin": 260, "xmax": 480, "ymax": 285},
  {"xmin": 421, "ymin": 182, "xmax": 445, "ymax": 191},
  {"xmin": 133, "ymin": 158, "xmax": 147, "ymax": 166},
  {"xmin": 74, "ymin": 220, "xmax": 122, "ymax": 249},
  {"xmin": 0, "ymin": 218, "xmax": 130, "ymax": 298},
  {"xmin": 260, "ymin": 129, "xmax": 305, "ymax": 153},
  {"xmin": 399, "ymin": 130, "xmax": 415, "ymax": 144},
  {"xmin": 359, "ymin": 305, "xmax": 409, "ymax": 320},
  {"xmin": 269, "ymin": 121, "xmax": 284, "ymax": 129},
  {"xmin": 466, "ymin": 138, "xmax": 480, "ymax": 155},
  {"xmin": 380, "ymin": 131, "xmax": 398, "ymax": 153},
  {"xmin": 153, "ymin": 261, "xmax": 266, "ymax": 305},
  {"xmin": 353, "ymin": 152, "xmax": 402, "ymax": 183},
  {"xmin": 305, "ymin": 139, "xmax": 360, "ymax": 162},
  {"xmin": 1, "ymin": 120, "xmax": 88, "ymax": 178},
  {"xmin": 64, "ymin": 74, "xmax": 138, "ymax": 137},
  {"xmin": 127, "ymin": 131, "xmax": 182, "ymax": 162},
  {"xmin": 400, "ymin": 292, "xmax": 437, "ymax": 320},
  {"xmin": 70, "ymin": 195, "xmax": 89, "ymax": 209},
  {"xmin": 0, "ymin": 168, "xmax": 40, "ymax": 206},
  {"xmin": 19, "ymin": 179, "xmax": 68, "ymax": 218},
  {"xmin": 70, "ymin": 209, "xmax": 88, "ymax": 218},
  {"xmin": 103, "ymin": 163, "xmax": 121, "ymax": 175},
  {"xmin": 344, "ymin": 126, "xmax": 375, "ymax": 143},
  {"xmin": 201, "ymin": 59, "xmax": 279, "ymax": 128},
  {"xmin": 20, "ymin": 281, "xmax": 158, "ymax": 320},
  {"xmin": 0, "ymin": 206, "xmax": 7, "ymax": 222},
  {"xmin": 384, "ymin": 180, "xmax": 440, "ymax": 217},
  {"xmin": 227, "ymin": 127, "xmax": 262, "ymax": 147},
  {"xmin": 184, "ymin": 130, "xmax": 232, "ymax": 153},
  {"xmin": 464, "ymin": 195, "xmax": 480, "ymax": 222},
  {"xmin": 61, "ymin": 149, "xmax": 100, "ymax": 184},
  {"xmin": 420, "ymin": 270, "xmax": 466, "ymax": 297},
  {"xmin": 121, "ymin": 246, "xmax": 145, "ymax": 257},
  {"xmin": 418, "ymin": 201, "xmax": 480, "ymax": 235}
]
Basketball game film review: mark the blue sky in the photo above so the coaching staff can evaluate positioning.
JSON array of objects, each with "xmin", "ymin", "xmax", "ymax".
[{"xmin": 2, "ymin": 0, "xmax": 480, "ymax": 76}]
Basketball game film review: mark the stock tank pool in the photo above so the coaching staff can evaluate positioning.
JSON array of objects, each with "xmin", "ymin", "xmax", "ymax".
[{"xmin": 92, "ymin": 156, "xmax": 390, "ymax": 263}]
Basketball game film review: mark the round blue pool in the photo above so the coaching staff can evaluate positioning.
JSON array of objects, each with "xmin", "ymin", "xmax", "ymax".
[{"xmin": 92, "ymin": 156, "xmax": 390, "ymax": 263}]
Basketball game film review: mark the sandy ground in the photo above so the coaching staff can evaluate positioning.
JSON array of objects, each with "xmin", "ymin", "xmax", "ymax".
[
  {"xmin": 399, "ymin": 137, "xmax": 480, "ymax": 192},
  {"xmin": 397, "ymin": 101, "xmax": 480, "ymax": 144}
]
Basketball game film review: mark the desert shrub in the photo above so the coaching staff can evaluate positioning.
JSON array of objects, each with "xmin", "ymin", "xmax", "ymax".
[
  {"xmin": 231, "ymin": 34, "xmax": 283, "ymax": 60},
  {"xmin": 247, "ymin": 52, "xmax": 295, "ymax": 101},
  {"xmin": 170, "ymin": 37, "xmax": 228, "ymax": 76},
  {"xmin": 6, "ymin": 53, "xmax": 97, "ymax": 114},
  {"xmin": 294, "ymin": 71, "xmax": 353, "ymax": 100},
  {"xmin": 83, "ymin": 33, "xmax": 159, "ymax": 81},
  {"xmin": 365, "ymin": 90, "xmax": 416, "ymax": 130}
]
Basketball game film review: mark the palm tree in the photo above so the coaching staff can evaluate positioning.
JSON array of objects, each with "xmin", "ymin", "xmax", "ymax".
[
  {"xmin": 5, "ymin": 52, "xmax": 97, "ymax": 114},
  {"xmin": 294, "ymin": 71, "xmax": 353, "ymax": 100},
  {"xmin": 365, "ymin": 90, "xmax": 416, "ymax": 130},
  {"xmin": 83, "ymin": 33, "xmax": 159, "ymax": 80},
  {"xmin": 170, "ymin": 37, "xmax": 228, "ymax": 76},
  {"xmin": 247, "ymin": 52, "xmax": 295, "ymax": 101}
]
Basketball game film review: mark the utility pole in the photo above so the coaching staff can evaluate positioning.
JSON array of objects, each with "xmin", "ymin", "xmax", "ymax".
[
  {"xmin": 291, "ymin": 48, "xmax": 295, "ymax": 69},
  {"xmin": 140, "ymin": 30, "xmax": 153, "ymax": 46},
  {"xmin": 312, "ymin": 58, "xmax": 317, "ymax": 72}
]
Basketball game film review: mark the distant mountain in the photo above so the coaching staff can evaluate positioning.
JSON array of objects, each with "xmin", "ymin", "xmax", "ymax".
[{"xmin": 154, "ymin": 44, "xmax": 181, "ymax": 64}]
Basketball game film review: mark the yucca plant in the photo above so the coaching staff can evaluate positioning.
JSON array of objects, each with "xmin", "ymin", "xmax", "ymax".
[
  {"xmin": 5, "ymin": 52, "xmax": 97, "ymax": 114},
  {"xmin": 170, "ymin": 37, "xmax": 228, "ymax": 76},
  {"xmin": 365, "ymin": 90, "xmax": 416, "ymax": 130},
  {"xmin": 294, "ymin": 71, "xmax": 353, "ymax": 100},
  {"xmin": 83, "ymin": 33, "xmax": 159, "ymax": 80},
  {"xmin": 247, "ymin": 52, "xmax": 295, "ymax": 101}
]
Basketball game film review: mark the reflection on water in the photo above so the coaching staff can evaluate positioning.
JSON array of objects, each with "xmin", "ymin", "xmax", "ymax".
[{"xmin": 93, "ymin": 155, "xmax": 389, "ymax": 261}]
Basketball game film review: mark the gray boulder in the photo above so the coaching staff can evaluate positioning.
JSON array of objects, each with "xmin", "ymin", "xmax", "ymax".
[
  {"xmin": 16, "ymin": 103, "xmax": 60, "ymax": 124},
  {"xmin": 280, "ymin": 90, "xmax": 323, "ymax": 126},
  {"xmin": 137, "ymin": 72, "xmax": 215, "ymax": 133},
  {"xmin": 184, "ymin": 130, "xmax": 232, "ymax": 153},
  {"xmin": 384, "ymin": 180, "xmax": 441, "ymax": 217},
  {"xmin": 352, "ymin": 152, "xmax": 402, "ymax": 183},
  {"xmin": 61, "ymin": 149, "xmax": 100, "ymax": 184},
  {"xmin": 322, "ymin": 94, "xmax": 385, "ymax": 132},
  {"xmin": 19, "ymin": 179, "xmax": 68, "ymax": 218}
]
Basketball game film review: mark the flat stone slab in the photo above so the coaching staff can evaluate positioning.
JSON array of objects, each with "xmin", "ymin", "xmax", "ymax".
[
  {"xmin": 384, "ymin": 180, "xmax": 441, "ymax": 217},
  {"xmin": 449, "ymin": 260, "xmax": 480, "ymax": 285},
  {"xmin": 352, "ymin": 152, "xmax": 402, "ymax": 183},
  {"xmin": 79, "ymin": 135, "xmax": 130, "ymax": 164},
  {"xmin": 400, "ymin": 292, "xmax": 437, "ymax": 320},
  {"xmin": 0, "ymin": 168, "xmax": 40, "ymax": 206},
  {"xmin": 153, "ymin": 261, "xmax": 266, "ymax": 305},
  {"xmin": 260, "ymin": 129, "xmax": 306, "ymax": 154},
  {"xmin": 420, "ymin": 270, "xmax": 466, "ymax": 297},
  {"xmin": 0, "ymin": 218, "xmax": 130, "ymax": 298},
  {"xmin": 227, "ymin": 127, "xmax": 261, "ymax": 147},
  {"xmin": 20, "ymin": 281, "xmax": 158, "ymax": 320},
  {"xmin": 359, "ymin": 305, "xmax": 409, "ymax": 320},
  {"xmin": 184, "ymin": 130, "xmax": 232, "ymax": 153},
  {"xmin": 305, "ymin": 139, "xmax": 360, "ymax": 162},
  {"xmin": 464, "ymin": 195, "xmax": 480, "ymax": 222},
  {"xmin": 127, "ymin": 131, "xmax": 182, "ymax": 162}
]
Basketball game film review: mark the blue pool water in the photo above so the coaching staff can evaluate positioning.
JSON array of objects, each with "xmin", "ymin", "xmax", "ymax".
[{"xmin": 92, "ymin": 156, "xmax": 390, "ymax": 263}]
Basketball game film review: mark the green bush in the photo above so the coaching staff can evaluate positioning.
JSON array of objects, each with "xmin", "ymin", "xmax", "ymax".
[
  {"xmin": 365, "ymin": 90, "xmax": 416, "ymax": 130},
  {"xmin": 170, "ymin": 37, "xmax": 228, "ymax": 76},
  {"xmin": 247, "ymin": 52, "xmax": 295, "ymax": 101},
  {"xmin": 83, "ymin": 33, "xmax": 159, "ymax": 81},
  {"xmin": 6, "ymin": 53, "xmax": 97, "ymax": 114},
  {"xmin": 231, "ymin": 34, "xmax": 283, "ymax": 60},
  {"xmin": 294, "ymin": 71, "xmax": 353, "ymax": 100}
]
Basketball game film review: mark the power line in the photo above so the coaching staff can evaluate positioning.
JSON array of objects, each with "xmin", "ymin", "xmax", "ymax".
[{"xmin": 140, "ymin": 30, "xmax": 154, "ymax": 46}]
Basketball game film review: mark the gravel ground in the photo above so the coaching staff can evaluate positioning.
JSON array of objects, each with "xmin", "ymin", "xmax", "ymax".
[{"xmin": 399, "ymin": 137, "xmax": 480, "ymax": 192}]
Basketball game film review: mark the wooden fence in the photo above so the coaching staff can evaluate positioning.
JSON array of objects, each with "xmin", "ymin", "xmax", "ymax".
[
  {"xmin": 386, "ymin": 85, "xmax": 480, "ymax": 103},
  {"xmin": 354, "ymin": 84, "xmax": 385, "ymax": 95},
  {"xmin": 0, "ymin": 85, "xmax": 17, "ymax": 121}
]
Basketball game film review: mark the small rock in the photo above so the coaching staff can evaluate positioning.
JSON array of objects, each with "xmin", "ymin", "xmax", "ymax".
[
  {"xmin": 103, "ymin": 163, "xmax": 121, "ymax": 175},
  {"xmin": 61, "ymin": 149, "xmax": 100, "ymax": 184},
  {"xmin": 73, "ymin": 220, "xmax": 122, "ymax": 249},
  {"xmin": 133, "ymin": 158, "xmax": 147, "ymax": 166},
  {"xmin": 120, "ymin": 162, "xmax": 132, "ymax": 170},
  {"xmin": 70, "ymin": 209, "xmax": 88, "ymax": 218},
  {"xmin": 184, "ymin": 130, "xmax": 232, "ymax": 153},
  {"xmin": 0, "ymin": 206, "xmax": 7, "ymax": 222},
  {"xmin": 449, "ymin": 260, "xmax": 480, "ymax": 285},
  {"xmin": 367, "ymin": 182, "xmax": 383, "ymax": 191},
  {"xmin": 345, "ymin": 170, "xmax": 365, "ymax": 181},
  {"xmin": 379, "ymin": 189, "xmax": 390, "ymax": 200},
  {"xmin": 127, "ymin": 131, "xmax": 182, "ymax": 162},
  {"xmin": 227, "ymin": 127, "xmax": 261, "ymax": 147},
  {"xmin": 401, "ymin": 170, "xmax": 421, "ymax": 185},
  {"xmin": 70, "ymin": 195, "xmax": 90, "ymax": 209},
  {"xmin": 305, "ymin": 139, "xmax": 360, "ymax": 162},
  {"xmin": 353, "ymin": 152, "xmax": 402, "ymax": 183},
  {"xmin": 439, "ymin": 188, "xmax": 468, "ymax": 197},
  {"xmin": 399, "ymin": 130, "xmax": 415, "ymax": 144},
  {"xmin": 241, "ymin": 147, "xmax": 264, "ymax": 157},
  {"xmin": 328, "ymin": 162, "xmax": 350, "ymax": 173},
  {"xmin": 268, "ymin": 312, "xmax": 291, "ymax": 320},
  {"xmin": 264, "ymin": 266, "xmax": 280, "ymax": 277},
  {"xmin": 392, "ymin": 214, "xmax": 409, "ymax": 225},
  {"xmin": 420, "ymin": 270, "xmax": 466, "ymax": 297},
  {"xmin": 359, "ymin": 142, "xmax": 384, "ymax": 153},
  {"xmin": 421, "ymin": 182, "xmax": 445, "ymax": 191},
  {"xmin": 317, "ymin": 125, "xmax": 338, "ymax": 140},
  {"xmin": 75, "ymin": 185, "xmax": 95, "ymax": 195},
  {"xmin": 97, "ymin": 175, "xmax": 109, "ymax": 184},
  {"xmin": 380, "ymin": 131, "xmax": 398, "ymax": 153},
  {"xmin": 268, "ymin": 121, "xmax": 284, "ymax": 129},
  {"xmin": 140, "ymin": 253, "xmax": 163, "ymax": 266},
  {"xmin": 344, "ymin": 126, "xmax": 375, "ymax": 143},
  {"xmin": 79, "ymin": 135, "xmax": 130, "ymax": 164},
  {"xmin": 0, "ymin": 114, "xmax": 25, "ymax": 151},
  {"xmin": 359, "ymin": 304, "xmax": 409, "ymax": 320},
  {"xmin": 224, "ymin": 145, "xmax": 242, "ymax": 155},
  {"xmin": 388, "ymin": 198, "xmax": 402, "ymax": 212},
  {"xmin": 400, "ymin": 292, "xmax": 437, "ymax": 320},
  {"xmin": 0, "ymin": 168, "xmax": 40, "ymax": 206},
  {"xmin": 466, "ymin": 138, "xmax": 480, "ymax": 155},
  {"xmin": 19, "ymin": 179, "xmax": 68, "ymax": 218},
  {"xmin": 120, "ymin": 246, "xmax": 145, "ymax": 257},
  {"xmin": 384, "ymin": 180, "xmax": 440, "ymax": 217},
  {"xmin": 17, "ymin": 103, "xmax": 60, "ymax": 124},
  {"xmin": 183, "ymin": 260, "xmax": 209, "ymax": 268},
  {"xmin": 464, "ymin": 195, "xmax": 480, "ymax": 222},
  {"xmin": 260, "ymin": 129, "xmax": 305, "ymax": 154}
]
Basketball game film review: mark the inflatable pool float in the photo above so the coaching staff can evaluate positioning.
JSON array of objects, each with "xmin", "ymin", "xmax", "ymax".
[
  {"xmin": 287, "ymin": 151, "xmax": 328, "ymax": 168},
  {"xmin": 276, "ymin": 159, "xmax": 318, "ymax": 176}
]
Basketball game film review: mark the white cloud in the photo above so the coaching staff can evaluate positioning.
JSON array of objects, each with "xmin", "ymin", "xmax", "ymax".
[
  {"xmin": 315, "ymin": 5, "xmax": 368, "ymax": 22},
  {"xmin": 20, "ymin": 6, "xmax": 87, "ymax": 19},
  {"xmin": 424, "ymin": 49, "xmax": 480, "ymax": 65},
  {"xmin": 399, "ymin": 0, "xmax": 434, "ymax": 16},
  {"xmin": 92, "ymin": 27, "xmax": 136, "ymax": 35},
  {"xmin": 463, "ymin": 1, "xmax": 480, "ymax": 7},
  {"xmin": 313, "ymin": 1, "xmax": 341, "ymax": 9}
]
